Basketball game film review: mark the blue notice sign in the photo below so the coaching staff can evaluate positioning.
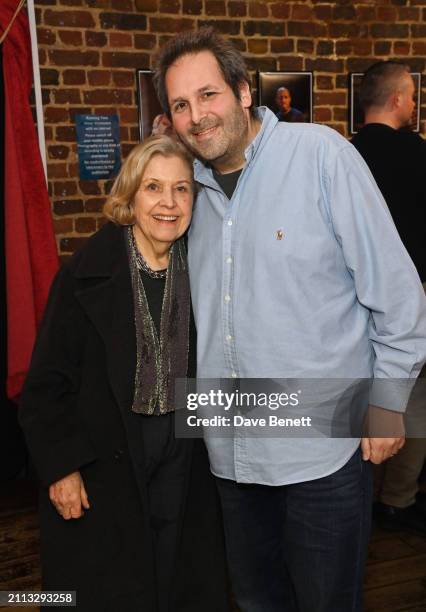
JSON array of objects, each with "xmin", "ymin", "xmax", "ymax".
[{"xmin": 75, "ymin": 114, "xmax": 121, "ymax": 180}]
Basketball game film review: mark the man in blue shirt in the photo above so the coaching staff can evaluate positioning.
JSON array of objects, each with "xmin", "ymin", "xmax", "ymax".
[{"xmin": 154, "ymin": 29, "xmax": 426, "ymax": 611}]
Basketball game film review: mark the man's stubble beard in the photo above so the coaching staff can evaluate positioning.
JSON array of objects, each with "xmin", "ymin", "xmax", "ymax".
[{"xmin": 178, "ymin": 101, "xmax": 249, "ymax": 169}]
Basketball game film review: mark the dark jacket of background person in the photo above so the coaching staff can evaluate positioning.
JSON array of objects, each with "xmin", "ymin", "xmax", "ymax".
[
  {"xmin": 19, "ymin": 221, "xmax": 229, "ymax": 612},
  {"xmin": 351, "ymin": 124, "xmax": 426, "ymax": 281},
  {"xmin": 275, "ymin": 107, "xmax": 304, "ymax": 123}
]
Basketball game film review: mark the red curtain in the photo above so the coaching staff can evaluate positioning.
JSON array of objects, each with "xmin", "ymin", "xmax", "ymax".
[{"xmin": 1, "ymin": 0, "xmax": 59, "ymax": 400}]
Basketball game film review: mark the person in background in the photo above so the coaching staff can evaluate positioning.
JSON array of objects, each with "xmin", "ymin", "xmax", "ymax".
[
  {"xmin": 352, "ymin": 61, "xmax": 426, "ymax": 283},
  {"xmin": 352, "ymin": 61, "xmax": 426, "ymax": 536},
  {"xmin": 154, "ymin": 28, "xmax": 426, "ymax": 612},
  {"xmin": 19, "ymin": 135, "xmax": 229, "ymax": 612},
  {"xmin": 275, "ymin": 86, "xmax": 304, "ymax": 122}
]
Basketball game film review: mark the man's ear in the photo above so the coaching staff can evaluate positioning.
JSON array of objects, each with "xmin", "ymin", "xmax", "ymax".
[
  {"xmin": 390, "ymin": 90, "xmax": 401, "ymax": 111},
  {"xmin": 239, "ymin": 81, "xmax": 252, "ymax": 109}
]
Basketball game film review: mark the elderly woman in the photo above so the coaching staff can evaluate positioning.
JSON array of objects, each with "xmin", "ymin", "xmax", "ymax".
[{"xmin": 19, "ymin": 136, "xmax": 229, "ymax": 612}]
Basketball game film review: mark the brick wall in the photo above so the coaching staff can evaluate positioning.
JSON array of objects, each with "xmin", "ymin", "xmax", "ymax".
[{"xmin": 34, "ymin": 0, "xmax": 426, "ymax": 258}]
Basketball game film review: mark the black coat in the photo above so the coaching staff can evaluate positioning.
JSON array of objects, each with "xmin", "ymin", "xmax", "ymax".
[
  {"xmin": 19, "ymin": 222, "xmax": 230, "ymax": 612},
  {"xmin": 351, "ymin": 124, "xmax": 426, "ymax": 281}
]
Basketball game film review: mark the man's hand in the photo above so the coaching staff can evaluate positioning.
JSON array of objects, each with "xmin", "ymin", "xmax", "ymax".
[
  {"xmin": 49, "ymin": 471, "xmax": 90, "ymax": 520},
  {"xmin": 361, "ymin": 404, "xmax": 405, "ymax": 464},
  {"xmin": 361, "ymin": 436, "xmax": 405, "ymax": 464}
]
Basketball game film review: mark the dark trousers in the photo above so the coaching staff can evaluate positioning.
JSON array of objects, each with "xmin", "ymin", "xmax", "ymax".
[
  {"xmin": 141, "ymin": 413, "xmax": 190, "ymax": 612},
  {"xmin": 215, "ymin": 447, "xmax": 373, "ymax": 612}
]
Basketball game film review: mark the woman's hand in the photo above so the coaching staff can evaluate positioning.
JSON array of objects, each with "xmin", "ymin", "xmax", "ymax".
[{"xmin": 49, "ymin": 471, "xmax": 90, "ymax": 520}]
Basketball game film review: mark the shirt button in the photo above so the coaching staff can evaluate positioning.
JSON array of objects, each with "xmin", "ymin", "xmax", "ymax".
[
  {"xmin": 224, "ymin": 295, "xmax": 231, "ymax": 302},
  {"xmin": 226, "ymin": 334, "xmax": 233, "ymax": 341},
  {"xmin": 231, "ymin": 372, "xmax": 237, "ymax": 378},
  {"xmin": 226, "ymin": 257, "xmax": 232, "ymax": 264},
  {"xmin": 227, "ymin": 219, "xmax": 233, "ymax": 226}
]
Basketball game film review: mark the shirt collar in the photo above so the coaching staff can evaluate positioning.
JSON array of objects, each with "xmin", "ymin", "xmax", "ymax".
[{"xmin": 193, "ymin": 106, "xmax": 278, "ymax": 186}]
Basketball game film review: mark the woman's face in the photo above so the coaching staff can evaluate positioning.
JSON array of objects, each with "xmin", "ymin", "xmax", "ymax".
[{"xmin": 133, "ymin": 154, "xmax": 193, "ymax": 253}]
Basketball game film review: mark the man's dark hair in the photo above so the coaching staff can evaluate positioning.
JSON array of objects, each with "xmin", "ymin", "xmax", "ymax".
[
  {"xmin": 359, "ymin": 61, "xmax": 411, "ymax": 111},
  {"xmin": 153, "ymin": 27, "xmax": 254, "ymax": 118}
]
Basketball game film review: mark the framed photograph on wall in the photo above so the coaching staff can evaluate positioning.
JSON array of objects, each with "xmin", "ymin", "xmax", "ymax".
[
  {"xmin": 258, "ymin": 71, "xmax": 313, "ymax": 123},
  {"xmin": 136, "ymin": 69, "xmax": 164, "ymax": 141},
  {"xmin": 349, "ymin": 71, "xmax": 421, "ymax": 135}
]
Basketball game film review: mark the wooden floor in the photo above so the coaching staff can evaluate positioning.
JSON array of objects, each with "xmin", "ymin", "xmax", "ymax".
[
  {"xmin": 0, "ymin": 480, "xmax": 40, "ymax": 612},
  {"xmin": 0, "ymin": 479, "xmax": 425, "ymax": 612}
]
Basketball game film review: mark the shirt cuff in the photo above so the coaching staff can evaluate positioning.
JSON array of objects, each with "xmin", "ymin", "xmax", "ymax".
[{"xmin": 369, "ymin": 378, "xmax": 415, "ymax": 413}]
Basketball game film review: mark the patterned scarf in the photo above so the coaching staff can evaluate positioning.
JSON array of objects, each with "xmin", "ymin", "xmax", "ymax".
[{"xmin": 126, "ymin": 226, "xmax": 190, "ymax": 414}]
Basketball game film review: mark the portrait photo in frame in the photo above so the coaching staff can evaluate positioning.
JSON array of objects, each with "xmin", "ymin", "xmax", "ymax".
[
  {"xmin": 136, "ymin": 69, "xmax": 164, "ymax": 141},
  {"xmin": 258, "ymin": 71, "xmax": 313, "ymax": 123},
  {"xmin": 349, "ymin": 71, "xmax": 421, "ymax": 135}
]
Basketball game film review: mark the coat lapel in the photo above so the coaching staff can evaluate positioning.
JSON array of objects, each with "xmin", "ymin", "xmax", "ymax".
[
  {"xmin": 72, "ymin": 224, "xmax": 151, "ymax": 504},
  {"xmin": 73, "ymin": 224, "xmax": 136, "ymax": 417}
]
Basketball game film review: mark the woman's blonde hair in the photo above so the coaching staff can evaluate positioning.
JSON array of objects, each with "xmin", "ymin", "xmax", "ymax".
[{"xmin": 103, "ymin": 135, "xmax": 194, "ymax": 225}]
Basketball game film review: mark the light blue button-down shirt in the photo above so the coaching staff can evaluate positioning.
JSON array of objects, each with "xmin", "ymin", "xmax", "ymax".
[{"xmin": 188, "ymin": 107, "xmax": 426, "ymax": 485}]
